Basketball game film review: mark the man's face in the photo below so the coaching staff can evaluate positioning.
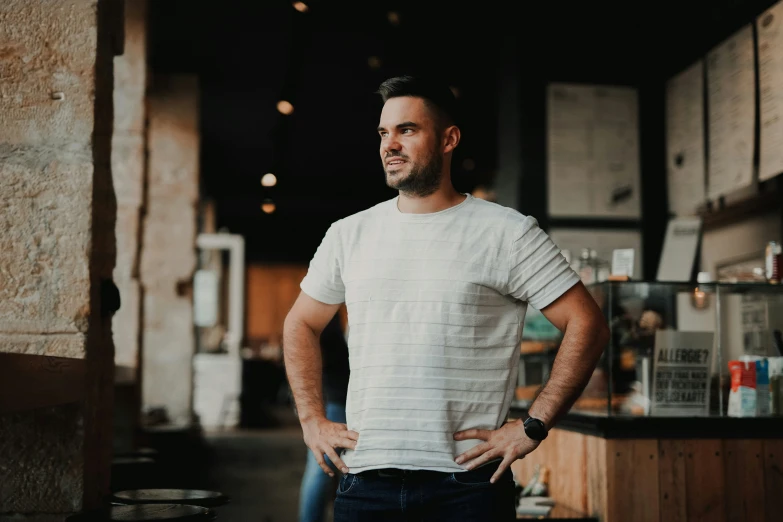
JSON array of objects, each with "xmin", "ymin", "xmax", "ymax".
[{"xmin": 377, "ymin": 96, "xmax": 443, "ymax": 197}]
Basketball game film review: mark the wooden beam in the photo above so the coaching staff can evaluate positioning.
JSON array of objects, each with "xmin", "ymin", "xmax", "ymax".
[{"xmin": 0, "ymin": 353, "xmax": 86, "ymax": 413}]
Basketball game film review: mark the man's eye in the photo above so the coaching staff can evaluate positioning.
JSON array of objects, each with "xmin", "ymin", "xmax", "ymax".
[{"xmin": 402, "ymin": 128, "xmax": 412, "ymax": 134}]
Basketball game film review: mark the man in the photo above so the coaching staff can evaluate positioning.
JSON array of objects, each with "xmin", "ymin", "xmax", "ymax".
[
  {"xmin": 283, "ymin": 75, "xmax": 609, "ymax": 521},
  {"xmin": 298, "ymin": 313, "xmax": 350, "ymax": 522}
]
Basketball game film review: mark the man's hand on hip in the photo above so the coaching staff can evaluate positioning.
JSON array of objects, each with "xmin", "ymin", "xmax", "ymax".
[
  {"xmin": 452, "ymin": 420, "xmax": 539, "ymax": 483},
  {"xmin": 302, "ymin": 416, "xmax": 359, "ymax": 477}
]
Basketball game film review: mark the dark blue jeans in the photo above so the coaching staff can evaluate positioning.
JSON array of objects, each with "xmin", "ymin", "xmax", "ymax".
[{"xmin": 333, "ymin": 460, "xmax": 515, "ymax": 521}]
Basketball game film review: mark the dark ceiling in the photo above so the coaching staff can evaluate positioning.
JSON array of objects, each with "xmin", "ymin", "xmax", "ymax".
[
  {"xmin": 149, "ymin": 0, "xmax": 780, "ymax": 264},
  {"xmin": 149, "ymin": 0, "xmax": 503, "ymax": 263}
]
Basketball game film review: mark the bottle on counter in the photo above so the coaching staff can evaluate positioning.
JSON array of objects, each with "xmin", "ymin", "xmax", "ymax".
[
  {"xmin": 529, "ymin": 467, "xmax": 550, "ymax": 497},
  {"xmin": 577, "ymin": 248, "xmax": 595, "ymax": 285},
  {"xmin": 766, "ymin": 241, "xmax": 782, "ymax": 283},
  {"xmin": 756, "ymin": 359, "xmax": 771, "ymax": 416},
  {"xmin": 596, "ymin": 253, "xmax": 611, "ymax": 282},
  {"xmin": 728, "ymin": 360, "xmax": 757, "ymax": 417},
  {"xmin": 589, "ymin": 249, "xmax": 599, "ymax": 277}
]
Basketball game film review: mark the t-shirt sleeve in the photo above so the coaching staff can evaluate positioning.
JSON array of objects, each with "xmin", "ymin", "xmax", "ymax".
[
  {"xmin": 300, "ymin": 223, "xmax": 345, "ymax": 305},
  {"xmin": 506, "ymin": 216, "xmax": 580, "ymax": 309}
]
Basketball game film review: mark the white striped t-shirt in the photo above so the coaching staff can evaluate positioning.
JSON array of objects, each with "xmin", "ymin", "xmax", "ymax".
[{"xmin": 300, "ymin": 194, "xmax": 579, "ymax": 473}]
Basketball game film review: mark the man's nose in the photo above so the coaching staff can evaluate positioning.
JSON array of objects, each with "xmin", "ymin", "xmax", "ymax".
[{"xmin": 383, "ymin": 136, "xmax": 402, "ymax": 155}]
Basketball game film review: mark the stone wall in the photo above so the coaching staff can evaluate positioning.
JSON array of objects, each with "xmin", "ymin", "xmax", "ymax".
[
  {"xmin": 112, "ymin": 0, "xmax": 148, "ymax": 375},
  {"xmin": 111, "ymin": 0, "xmax": 148, "ymax": 456},
  {"xmin": 0, "ymin": 0, "xmax": 118, "ymax": 516},
  {"xmin": 140, "ymin": 76, "xmax": 200, "ymax": 427}
]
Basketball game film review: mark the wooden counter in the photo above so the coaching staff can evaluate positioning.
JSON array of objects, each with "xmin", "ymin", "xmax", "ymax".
[{"xmin": 509, "ymin": 409, "xmax": 783, "ymax": 522}]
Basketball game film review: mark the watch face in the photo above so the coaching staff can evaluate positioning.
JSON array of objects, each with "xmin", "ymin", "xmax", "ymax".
[{"xmin": 524, "ymin": 418, "xmax": 547, "ymax": 441}]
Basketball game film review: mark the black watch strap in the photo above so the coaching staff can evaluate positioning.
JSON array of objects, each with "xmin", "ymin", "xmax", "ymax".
[{"xmin": 523, "ymin": 416, "xmax": 548, "ymax": 441}]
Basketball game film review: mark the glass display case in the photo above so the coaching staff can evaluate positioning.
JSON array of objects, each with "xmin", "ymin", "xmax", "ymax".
[{"xmin": 513, "ymin": 281, "xmax": 783, "ymax": 418}]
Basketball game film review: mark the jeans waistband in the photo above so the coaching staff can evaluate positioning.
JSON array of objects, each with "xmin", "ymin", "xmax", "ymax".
[
  {"xmin": 357, "ymin": 460, "xmax": 501, "ymax": 480},
  {"xmin": 358, "ymin": 468, "xmax": 448, "ymax": 480}
]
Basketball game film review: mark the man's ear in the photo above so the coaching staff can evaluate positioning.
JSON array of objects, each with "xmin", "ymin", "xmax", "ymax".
[{"xmin": 443, "ymin": 125, "xmax": 460, "ymax": 154}]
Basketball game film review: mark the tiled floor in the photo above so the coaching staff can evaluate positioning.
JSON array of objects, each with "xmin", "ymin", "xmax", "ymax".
[
  {"xmin": 200, "ymin": 427, "xmax": 316, "ymax": 522},
  {"xmin": 201, "ymin": 418, "xmax": 340, "ymax": 522},
  {"xmin": 130, "ymin": 403, "xmax": 326, "ymax": 522}
]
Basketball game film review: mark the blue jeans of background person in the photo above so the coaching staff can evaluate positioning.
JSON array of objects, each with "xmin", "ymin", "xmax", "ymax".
[
  {"xmin": 298, "ymin": 401, "xmax": 347, "ymax": 522},
  {"xmin": 333, "ymin": 459, "xmax": 515, "ymax": 521}
]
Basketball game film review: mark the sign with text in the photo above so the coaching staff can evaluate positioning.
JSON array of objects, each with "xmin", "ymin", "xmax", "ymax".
[
  {"xmin": 651, "ymin": 329, "xmax": 714, "ymax": 416},
  {"xmin": 611, "ymin": 248, "xmax": 635, "ymax": 277}
]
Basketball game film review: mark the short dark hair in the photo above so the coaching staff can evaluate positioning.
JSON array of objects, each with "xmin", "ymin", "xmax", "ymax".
[{"xmin": 377, "ymin": 75, "xmax": 458, "ymax": 129}]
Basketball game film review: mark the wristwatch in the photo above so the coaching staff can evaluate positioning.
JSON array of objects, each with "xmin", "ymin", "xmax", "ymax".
[{"xmin": 523, "ymin": 416, "xmax": 548, "ymax": 442}]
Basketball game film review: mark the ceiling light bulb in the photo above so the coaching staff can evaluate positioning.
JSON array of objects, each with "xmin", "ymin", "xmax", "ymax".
[
  {"xmin": 261, "ymin": 173, "xmax": 277, "ymax": 187},
  {"xmin": 277, "ymin": 100, "xmax": 294, "ymax": 115},
  {"xmin": 292, "ymin": 1, "xmax": 309, "ymax": 13},
  {"xmin": 261, "ymin": 200, "xmax": 276, "ymax": 214},
  {"xmin": 368, "ymin": 56, "xmax": 382, "ymax": 69},
  {"xmin": 387, "ymin": 11, "xmax": 400, "ymax": 26}
]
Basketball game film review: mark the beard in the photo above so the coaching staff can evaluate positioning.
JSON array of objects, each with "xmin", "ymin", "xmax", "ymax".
[{"xmin": 384, "ymin": 151, "xmax": 443, "ymax": 197}]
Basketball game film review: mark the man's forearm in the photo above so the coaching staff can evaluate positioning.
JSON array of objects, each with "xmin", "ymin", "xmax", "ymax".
[
  {"xmin": 283, "ymin": 317, "xmax": 325, "ymax": 422},
  {"xmin": 527, "ymin": 318, "xmax": 608, "ymax": 428}
]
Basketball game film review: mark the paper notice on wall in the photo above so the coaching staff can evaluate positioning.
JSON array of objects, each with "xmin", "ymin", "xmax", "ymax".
[
  {"xmin": 547, "ymin": 83, "xmax": 641, "ymax": 219},
  {"xmin": 758, "ymin": 2, "xmax": 783, "ymax": 181},
  {"xmin": 706, "ymin": 25, "xmax": 756, "ymax": 199},
  {"xmin": 651, "ymin": 329, "xmax": 714, "ymax": 416},
  {"xmin": 656, "ymin": 217, "xmax": 702, "ymax": 282},
  {"xmin": 742, "ymin": 295, "xmax": 772, "ymax": 356},
  {"xmin": 666, "ymin": 60, "xmax": 706, "ymax": 215},
  {"xmin": 611, "ymin": 248, "xmax": 635, "ymax": 277}
]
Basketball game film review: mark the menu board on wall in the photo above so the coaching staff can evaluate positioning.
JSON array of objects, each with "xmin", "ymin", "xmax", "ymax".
[
  {"xmin": 666, "ymin": 60, "xmax": 706, "ymax": 216},
  {"xmin": 758, "ymin": 2, "xmax": 783, "ymax": 181},
  {"xmin": 706, "ymin": 25, "xmax": 756, "ymax": 200},
  {"xmin": 546, "ymin": 83, "xmax": 641, "ymax": 219}
]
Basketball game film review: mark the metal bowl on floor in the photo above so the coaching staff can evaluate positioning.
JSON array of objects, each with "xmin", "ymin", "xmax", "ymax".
[{"xmin": 112, "ymin": 489, "xmax": 230, "ymax": 509}]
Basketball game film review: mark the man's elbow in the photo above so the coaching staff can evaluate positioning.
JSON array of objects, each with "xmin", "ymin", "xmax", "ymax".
[
  {"xmin": 283, "ymin": 311, "xmax": 300, "ymax": 337},
  {"xmin": 284, "ymin": 311, "xmax": 317, "ymax": 342}
]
